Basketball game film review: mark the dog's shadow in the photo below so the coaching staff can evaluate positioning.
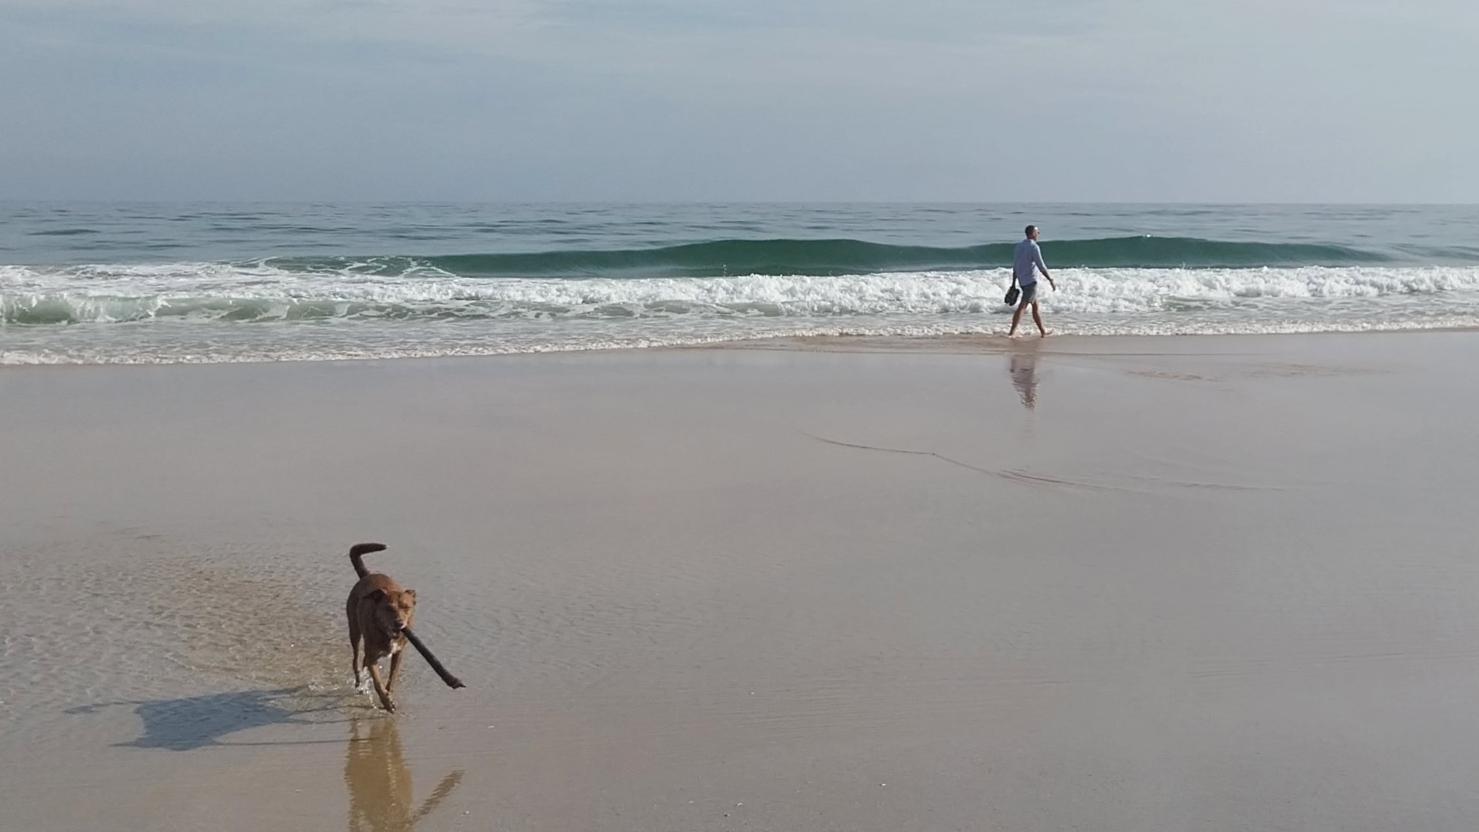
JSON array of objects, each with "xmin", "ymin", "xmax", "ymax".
[{"xmin": 66, "ymin": 686, "xmax": 357, "ymax": 751}]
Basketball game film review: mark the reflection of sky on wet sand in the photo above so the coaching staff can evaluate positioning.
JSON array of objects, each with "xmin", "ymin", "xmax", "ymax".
[{"xmin": 346, "ymin": 717, "xmax": 464, "ymax": 832}]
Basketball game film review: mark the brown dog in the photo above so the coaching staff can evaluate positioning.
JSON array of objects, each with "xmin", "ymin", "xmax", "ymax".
[{"xmin": 346, "ymin": 543, "xmax": 417, "ymax": 712}]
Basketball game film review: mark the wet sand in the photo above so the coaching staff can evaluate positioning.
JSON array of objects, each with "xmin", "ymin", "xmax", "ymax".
[{"xmin": 4, "ymin": 332, "xmax": 1479, "ymax": 830}]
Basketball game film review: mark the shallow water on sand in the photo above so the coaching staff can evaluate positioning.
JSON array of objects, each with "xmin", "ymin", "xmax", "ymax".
[
  {"xmin": 1, "ymin": 539, "xmax": 364, "ymax": 749},
  {"xmin": 8, "ymin": 335, "xmax": 1479, "ymax": 830}
]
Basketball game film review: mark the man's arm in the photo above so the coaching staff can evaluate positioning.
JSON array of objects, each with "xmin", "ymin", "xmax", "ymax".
[{"xmin": 1034, "ymin": 247, "xmax": 1055, "ymax": 289}]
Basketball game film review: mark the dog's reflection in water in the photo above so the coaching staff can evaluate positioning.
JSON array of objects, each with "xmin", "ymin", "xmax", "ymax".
[{"xmin": 345, "ymin": 716, "xmax": 464, "ymax": 832}]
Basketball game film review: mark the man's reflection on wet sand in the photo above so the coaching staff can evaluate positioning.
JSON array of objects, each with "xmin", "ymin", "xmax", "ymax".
[
  {"xmin": 1008, "ymin": 344, "xmax": 1041, "ymax": 410},
  {"xmin": 345, "ymin": 716, "xmax": 464, "ymax": 832}
]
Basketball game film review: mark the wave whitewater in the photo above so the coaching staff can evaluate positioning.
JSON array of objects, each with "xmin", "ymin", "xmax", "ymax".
[
  {"xmin": 4, "ymin": 233, "xmax": 1475, "ymax": 364},
  {"xmin": 4, "ymin": 265, "xmax": 1477, "ymax": 326}
]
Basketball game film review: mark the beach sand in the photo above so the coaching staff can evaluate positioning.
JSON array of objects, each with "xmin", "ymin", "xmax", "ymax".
[{"xmin": 4, "ymin": 332, "xmax": 1479, "ymax": 830}]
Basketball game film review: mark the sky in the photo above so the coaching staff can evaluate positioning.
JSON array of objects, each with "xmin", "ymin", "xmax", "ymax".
[{"xmin": 2, "ymin": 0, "xmax": 1476, "ymax": 202}]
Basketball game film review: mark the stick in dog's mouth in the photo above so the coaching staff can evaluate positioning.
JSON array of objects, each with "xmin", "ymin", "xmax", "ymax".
[{"xmin": 403, "ymin": 627, "xmax": 466, "ymax": 689}]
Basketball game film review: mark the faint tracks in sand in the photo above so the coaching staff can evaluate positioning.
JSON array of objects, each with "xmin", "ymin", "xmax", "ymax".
[{"xmin": 802, "ymin": 430, "xmax": 1287, "ymax": 494}]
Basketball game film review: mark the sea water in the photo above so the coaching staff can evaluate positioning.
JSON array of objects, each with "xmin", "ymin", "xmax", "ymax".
[{"xmin": 3, "ymin": 202, "xmax": 1477, "ymax": 363}]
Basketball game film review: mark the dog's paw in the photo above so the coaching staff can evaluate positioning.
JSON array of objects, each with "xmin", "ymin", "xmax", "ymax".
[{"xmin": 381, "ymin": 697, "xmax": 398, "ymax": 713}]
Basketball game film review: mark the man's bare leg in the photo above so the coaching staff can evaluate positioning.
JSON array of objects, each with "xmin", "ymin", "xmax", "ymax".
[
  {"xmin": 1031, "ymin": 301, "xmax": 1048, "ymax": 337},
  {"xmin": 1009, "ymin": 302, "xmax": 1027, "ymax": 336}
]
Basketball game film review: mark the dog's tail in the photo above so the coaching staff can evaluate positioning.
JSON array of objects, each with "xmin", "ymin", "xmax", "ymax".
[{"xmin": 349, "ymin": 542, "xmax": 388, "ymax": 578}]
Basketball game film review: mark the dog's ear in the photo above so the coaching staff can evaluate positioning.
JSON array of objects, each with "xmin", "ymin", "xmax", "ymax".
[{"xmin": 366, "ymin": 589, "xmax": 387, "ymax": 603}]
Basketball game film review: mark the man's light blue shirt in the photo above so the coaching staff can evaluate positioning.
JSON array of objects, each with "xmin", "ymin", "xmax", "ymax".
[{"xmin": 1013, "ymin": 239, "xmax": 1047, "ymax": 286}]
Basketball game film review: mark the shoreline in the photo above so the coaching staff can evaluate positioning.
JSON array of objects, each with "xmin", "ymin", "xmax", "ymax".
[{"xmin": 4, "ymin": 323, "xmax": 1479, "ymax": 371}]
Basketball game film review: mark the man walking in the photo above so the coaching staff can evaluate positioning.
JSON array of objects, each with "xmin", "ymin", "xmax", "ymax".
[{"xmin": 1008, "ymin": 224, "xmax": 1056, "ymax": 337}]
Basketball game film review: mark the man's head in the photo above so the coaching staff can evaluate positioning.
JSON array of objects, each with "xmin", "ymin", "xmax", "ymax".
[{"xmin": 1024, "ymin": 225, "xmax": 1039, "ymax": 241}]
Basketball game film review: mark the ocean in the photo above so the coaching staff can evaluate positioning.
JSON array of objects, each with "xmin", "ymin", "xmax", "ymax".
[{"xmin": 2, "ymin": 202, "xmax": 1477, "ymax": 364}]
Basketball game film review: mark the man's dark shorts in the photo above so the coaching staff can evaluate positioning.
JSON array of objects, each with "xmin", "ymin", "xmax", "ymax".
[{"xmin": 1017, "ymin": 282, "xmax": 1038, "ymax": 306}]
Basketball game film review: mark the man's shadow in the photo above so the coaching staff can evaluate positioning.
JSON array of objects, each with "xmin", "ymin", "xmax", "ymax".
[
  {"xmin": 1007, "ymin": 343, "xmax": 1042, "ymax": 410},
  {"xmin": 65, "ymin": 687, "xmax": 353, "ymax": 751},
  {"xmin": 345, "ymin": 716, "xmax": 464, "ymax": 832}
]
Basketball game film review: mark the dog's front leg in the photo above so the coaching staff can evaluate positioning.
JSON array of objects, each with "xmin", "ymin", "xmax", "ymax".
[
  {"xmin": 350, "ymin": 638, "xmax": 363, "ymax": 690},
  {"xmin": 386, "ymin": 648, "xmax": 405, "ymax": 694},
  {"xmin": 365, "ymin": 660, "xmax": 397, "ymax": 713}
]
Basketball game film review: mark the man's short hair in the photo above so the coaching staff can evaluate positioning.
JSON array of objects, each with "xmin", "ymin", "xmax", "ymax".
[{"xmin": 1025, "ymin": 225, "xmax": 1037, "ymax": 237}]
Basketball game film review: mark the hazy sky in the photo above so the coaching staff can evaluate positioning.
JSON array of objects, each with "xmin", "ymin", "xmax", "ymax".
[{"xmin": 3, "ymin": 0, "xmax": 1475, "ymax": 202}]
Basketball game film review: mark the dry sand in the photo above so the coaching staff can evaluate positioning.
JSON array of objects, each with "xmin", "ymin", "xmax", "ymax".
[{"xmin": 3, "ymin": 332, "xmax": 1479, "ymax": 830}]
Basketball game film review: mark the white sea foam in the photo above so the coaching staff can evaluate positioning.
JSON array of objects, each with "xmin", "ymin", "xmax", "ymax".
[
  {"xmin": 5, "ymin": 264, "xmax": 1479, "ymax": 320},
  {"xmin": 4, "ymin": 263, "xmax": 1479, "ymax": 363}
]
